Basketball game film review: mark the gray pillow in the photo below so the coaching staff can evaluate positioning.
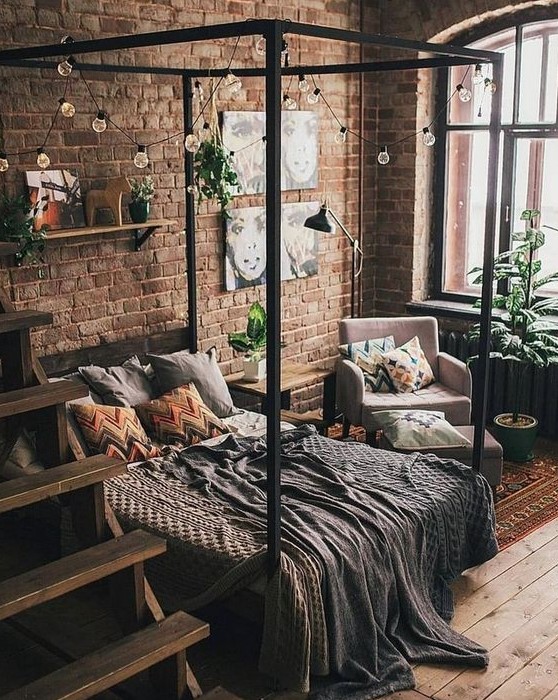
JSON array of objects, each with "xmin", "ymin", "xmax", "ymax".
[
  {"xmin": 78, "ymin": 356, "xmax": 156, "ymax": 407},
  {"xmin": 146, "ymin": 347, "xmax": 235, "ymax": 418}
]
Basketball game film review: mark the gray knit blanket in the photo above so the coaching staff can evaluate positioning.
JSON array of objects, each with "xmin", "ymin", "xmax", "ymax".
[{"xmin": 106, "ymin": 425, "xmax": 497, "ymax": 698}]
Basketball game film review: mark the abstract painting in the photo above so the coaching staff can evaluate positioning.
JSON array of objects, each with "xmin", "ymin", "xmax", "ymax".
[
  {"xmin": 224, "ymin": 201, "xmax": 320, "ymax": 290},
  {"xmin": 221, "ymin": 111, "xmax": 319, "ymax": 195},
  {"xmin": 26, "ymin": 169, "xmax": 85, "ymax": 231}
]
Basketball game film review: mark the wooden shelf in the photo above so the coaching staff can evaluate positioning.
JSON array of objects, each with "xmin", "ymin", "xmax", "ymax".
[{"xmin": 45, "ymin": 218, "xmax": 177, "ymax": 250}]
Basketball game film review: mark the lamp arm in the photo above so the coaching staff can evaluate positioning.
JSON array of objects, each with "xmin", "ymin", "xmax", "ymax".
[{"xmin": 327, "ymin": 208, "xmax": 357, "ymax": 246}]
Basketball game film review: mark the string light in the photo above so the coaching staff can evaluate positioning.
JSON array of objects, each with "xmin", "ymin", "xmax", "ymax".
[
  {"xmin": 194, "ymin": 80, "xmax": 204, "ymax": 101},
  {"xmin": 422, "ymin": 127, "xmax": 436, "ymax": 146},
  {"xmin": 255, "ymin": 36, "xmax": 266, "ymax": 56},
  {"xmin": 377, "ymin": 146, "xmax": 390, "ymax": 165},
  {"xmin": 36, "ymin": 147, "xmax": 50, "ymax": 169},
  {"xmin": 0, "ymin": 152, "xmax": 8, "ymax": 172},
  {"xmin": 224, "ymin": 71, "xmax": 242, "ymax": 94},
  {"xmin": 298, "ymin": 74, "xmax": 309, "ymax": 92},
  {"xmin": 472, "ymin": 64, "xmax": 484, "ymax": 85},
  {"xmin": 307, "ymin": 87, "xmax": 321, "ymax": 105},
  {"xmin": 281, "ymin": 39, "xmax": 289, "ymax": 67},
  {"xmin": 200, "ymin": 121, "xmax": 211, "ymax": 142},
  {"xmin": 456, "ymin": 83, "xmax": 472, "ymax": 102},
  {"xmin": 133, "ymin": 145, "xmax": 149, "ymax": 169},
  {"xmin": 184, "ymin": 133, "xmax": 201, "ymax": 152},
  {"xmin": 484, "ymin": 77, "xmax": 497, "ymax": 94},
  {"xmin": 58, "ymin": 97, "xmax": 75, "ymax": 118},
  {"xmin": 92, "ymin": 110, "xmax": 107, "ymax": 133},
  {"xmin": 335, "ymin": 126, "xmax": 347, "ymax": 144},
  {"xmin": 282, "ymin": 93, "xmax": 297, "ymax": 110},
  {"xmin": 187, "ymin": 184, "xmax": 198, "ymax": 195},
  {"xmin": 57, "ymin": 56, "xmax": 75, "ymax": 77}
]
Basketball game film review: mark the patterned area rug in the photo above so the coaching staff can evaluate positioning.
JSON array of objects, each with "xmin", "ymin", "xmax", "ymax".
[{"xmin": 326, "ymin": 424, "xmax": 558, "ymax": 551}]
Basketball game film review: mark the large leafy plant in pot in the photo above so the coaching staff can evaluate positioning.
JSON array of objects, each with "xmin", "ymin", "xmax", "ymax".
[
  {"xmin": 228, "ymin": 301, "xmax": 267, "ymax": 382},
  {"xmin": 468, "ymin": 208, "xmax": 558, "ymax": 461},
  {"xmin": 0, "ymin": 193, "xmax": 48, "ymax": 269}
]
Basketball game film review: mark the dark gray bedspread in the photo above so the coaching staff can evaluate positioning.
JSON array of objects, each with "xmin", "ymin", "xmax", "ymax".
[{"xmin": 159, "ymin": 425, "xmax": 498, "ymax": 699}]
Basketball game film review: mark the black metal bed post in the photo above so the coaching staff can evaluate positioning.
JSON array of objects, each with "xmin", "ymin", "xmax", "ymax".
[
  {"xmin": 183, "ymin": 73, "xmax": 198, "ymax": 353},
  {"xmin": 264, "ymin": 20, "xmax": 283, "ymax": 578},
  {"xmin": 472, "ymin": 54, "xmax": 504, "ymax": 472}
]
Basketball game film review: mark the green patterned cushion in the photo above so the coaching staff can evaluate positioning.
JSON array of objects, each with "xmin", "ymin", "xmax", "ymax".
[
  {"xmin": 71, "ymin": 404, "xmax": 160, "ymax": 462},
  {"xmin": 368, "ymin": 410, "xmax": 470, "ymax": 449},
  {"xmin": 338, "ymin": 336, "xmax": 395, "ymax": 392},
  {"xmin": 135, "ymin": 383, "xmax": 230, "ymax": 447},
  {"xmin": 380, "ymin": 336, "xmax": 435, "ymax": 393}
]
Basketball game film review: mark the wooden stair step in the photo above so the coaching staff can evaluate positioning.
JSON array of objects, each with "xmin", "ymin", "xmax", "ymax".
[
  {"xmin": 0, "ymin": 309, "xmax": 53, "ymax": 333},
  {"xmin": 0, "ymin": 380, "xmax": 88, "ymax": 419},
  {"xmin": 0, "ymin": 529, "xmax": 167, "ymax": 622},
  {"xmin": 0, "ymin": 241, "xmax": 19, "ymax": 257},
  {"xmin": 1, "ymin": 610, "xmax": 210, "ymax": 700},
  {"xmin": 0, "ymin": 455, "xmax": 126, "ymax": 514}
]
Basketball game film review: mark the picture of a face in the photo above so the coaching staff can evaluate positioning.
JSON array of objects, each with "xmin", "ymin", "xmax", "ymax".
[
  {"xmin": 222, "ymin": 111, "xmax": 266, "ymax": 195},
  {"xmin": 281, "ymin": 112, "xmax": 319, "ymax": 190}
]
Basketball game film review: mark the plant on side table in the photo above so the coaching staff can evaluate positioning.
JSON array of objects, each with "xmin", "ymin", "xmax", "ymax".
[
  {"xmin": 228, "ymin": 301, "xmax": 267, "ymax": 382},
  {"xmin": 0, "ymin": 193, "xmax": 48, "ymax": 270},
  {"xmin": 468, "ymin": 208, "xmax": 558, "ymax": 461},
  {"xmin": 128, "ymin": 175, "xmax": 154, "ymax": 224}
]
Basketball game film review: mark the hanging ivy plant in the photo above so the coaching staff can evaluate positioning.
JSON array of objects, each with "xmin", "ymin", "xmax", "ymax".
[{"xmin": 193, "ymin": 136, "xmax": 239, "ymax": 220}]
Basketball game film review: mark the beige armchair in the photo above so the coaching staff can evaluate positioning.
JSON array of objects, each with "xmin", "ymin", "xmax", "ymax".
[{"xmin": 337, "ymin": 317, "xmax": 472, "ymax": 438}]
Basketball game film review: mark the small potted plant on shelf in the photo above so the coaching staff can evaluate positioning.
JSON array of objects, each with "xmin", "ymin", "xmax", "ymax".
[
  {"xmin": 468, "ymin": 208, "xmax": 558, "ymax": 461},
  {"xmin": 128, "ymin": 175, "xmax": 154, "ymax": 224},
  {"xmin": 228, "ymin": 301, "xmax": 267, "ymax": 382},
  {"xmin": 0, "ymin": 193, "xmax": 48, "ymax": 269}
]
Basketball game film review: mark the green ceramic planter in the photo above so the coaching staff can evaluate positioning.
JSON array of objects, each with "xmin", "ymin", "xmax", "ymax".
[
  {"xmin": 492, "ymin": 413, "xmax": 538, "ymax": 462},
  {"xmin": 128, "ymin": 200, "xmax": 149, "ymax": 224}
]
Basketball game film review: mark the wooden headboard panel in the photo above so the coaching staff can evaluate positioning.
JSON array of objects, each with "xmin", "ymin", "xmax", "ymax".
[{"xmin": 39, "ymin": 326, "xmax": 191, "ymax": 377}]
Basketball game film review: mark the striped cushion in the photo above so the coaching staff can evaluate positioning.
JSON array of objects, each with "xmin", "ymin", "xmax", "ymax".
[
  {"xmin": 135, "ymin": 383, "xmax": 230, "ymax": 447},
  {"xmin": 71, "ymin": 404, "xmax": 160, "ymax": 462},
  {"xmin": 338, "ymin": 336, "xmax": 395, "ymax": 392}
]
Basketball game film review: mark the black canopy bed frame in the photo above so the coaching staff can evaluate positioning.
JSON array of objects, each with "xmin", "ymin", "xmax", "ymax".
[{"xmin": 0, "ymin": 19, "xmax": 503, "ymax": 580}]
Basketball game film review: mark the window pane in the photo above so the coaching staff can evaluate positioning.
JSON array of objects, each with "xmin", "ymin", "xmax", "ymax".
[
  {"xmin": 443, "ymin": 131, "xmax": 491, "ymax": 293},
  {"xmin": 544, "ymin": 35, "xmax": 558, "ymax": 122},
  {"xmin": 518, "ymin": 36, "xmax": 543, "ymax": 122}
]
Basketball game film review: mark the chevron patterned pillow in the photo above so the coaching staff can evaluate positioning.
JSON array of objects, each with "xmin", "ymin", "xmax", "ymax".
[
  {"xmin": 71, "ymin": 404, "xmax": 160, "ymax": 462},
  {"xmin": 135, "ymin": 383, "xmax": 230, "ymax": 447},
  {"xmin": 338, "ymin": 335, "xmax": 395, "ymax": 392}
]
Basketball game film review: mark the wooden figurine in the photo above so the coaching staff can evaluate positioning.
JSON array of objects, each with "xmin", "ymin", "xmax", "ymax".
[{"xmin": 84, "ymin": 175, "xmax": 131, "ymax": 227}]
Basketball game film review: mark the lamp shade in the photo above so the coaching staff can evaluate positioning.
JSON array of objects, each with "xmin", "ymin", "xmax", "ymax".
[{"xmin": 304, "ymin": 205, "xmax": 334, "ymax": 233}]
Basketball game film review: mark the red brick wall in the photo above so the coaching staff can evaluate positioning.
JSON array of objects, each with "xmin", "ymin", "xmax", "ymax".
[{"xmin": 0, "ymin": 0, "xmax": 368, "ymax": 409}]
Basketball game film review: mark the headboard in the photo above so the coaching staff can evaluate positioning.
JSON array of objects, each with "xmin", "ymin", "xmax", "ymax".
[{"xmin": 39, "ymin": 326, "xmax": 191, "ymax": 377}]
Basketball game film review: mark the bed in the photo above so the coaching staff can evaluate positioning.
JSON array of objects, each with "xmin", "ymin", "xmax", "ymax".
[{"xmin": 41, "ymin": 336, "xmax": 498, "ymax": 698}]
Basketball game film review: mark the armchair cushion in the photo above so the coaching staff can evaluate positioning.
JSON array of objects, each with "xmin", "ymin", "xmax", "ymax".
[
  {"xmin": 367, "ymin": 410, "xmax": 471, "ymax": 450},
  {"xmin": 338, "ymin": 335, "xmax": 395, "ymax": 392},
  {"xmin": 381, "ymin": 336, "xmax": 434, "ymax": 393}
]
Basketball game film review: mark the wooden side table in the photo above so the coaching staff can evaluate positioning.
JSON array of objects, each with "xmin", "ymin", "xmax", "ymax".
[{"xmin": 225, "ymin": 361, "xmax": 336, "ymax": 429}]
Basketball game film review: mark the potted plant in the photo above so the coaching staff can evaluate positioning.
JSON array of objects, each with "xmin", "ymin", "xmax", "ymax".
[
  {"xmin": 128, "ymin": 175, "xmax": 154, "ymax": 224},
  {"xmin": 468, "ymin": 208, "xmax": 558, "ymax": 461},
  {"xmin": 0, "ymin": 193, "xmax": 48, "ymax": 268},
  {"xmin": 228, "ymin": 301, "xmax": 267, "ymax": 382},
  {"xmin": 193, "ymin": 133, "xmax": 239, "ymax": 220}
]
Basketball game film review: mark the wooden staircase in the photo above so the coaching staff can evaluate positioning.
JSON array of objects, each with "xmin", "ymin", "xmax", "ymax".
[{"xmin": 0, "ymin": 282, "xmax": 210, "ymax": 699}]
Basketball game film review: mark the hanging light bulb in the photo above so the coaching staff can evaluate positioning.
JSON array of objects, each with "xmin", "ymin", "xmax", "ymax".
[
  {"xmin": 0, "ymin": 152, "xmax": 9, "ymax": 173},
  {"xmin": 92, "ymin": 110, "xmax": 107, "ymax": 133},
  {"xmin": 225, "ymin": 71, "xmax": 242, "ymax": 94},
  {"xmin": 58, "ymin": 97, "xmax": 75, "ymax": 118},
  {"xmin": 200, "ymin": 121, "xmax": 211, "ymax": 142},
  {"xmin": 335, "ymin": 126, "xmax": 348, "ymax": 144},
  {"xmin": 298, "ymin": 74, "xmax": 309, "ymax": 92},
  {"xmin": 472, "ymin": 64, "xmax": 484, "ymax": 85},
  {"xmin": 184, "ymin": 133, "xmax": 201, "ymax": 153},
  {"xmin": 57, "ymin": 55, "xmax": 75, "ymax": 77},
  {"xmin": 307, "ymin": 87, "xmax": 321, "ymax": 105},
  {"xmin": 422, "ymin": 127, "xmax": 436, "ymax": 146},
  {"xmin": 36, "ymin": 147, "xmax": 50, "ymax": 169},
  {"xmin": 282, "ymin": 93, "xmax": 297, "ymax": 111},
  {"xmin": 377, "ymin": 146, "xmax": 390, "ymax": 165},
  {"xmin": 194, "ymin": 80, "xmax": 204, "ymax": 101},
  {"xmin": 187, "ymin": 184, "xmax": 198, "ymax": 195},
  {"xmin": 281, "ymin": 39, "xmax": 289, "ymax": 67},
  {"xmin": 255, "ymin": 36, "xmax": 266, "ymax": 56},
  {"xmin": 133, "ymin": 145, "xmax": 149, "ymax": 169},
  {"xmin": 456, "ymin": 83, "xmax": 472, "ymax": 102},
  {"xmin": 484, "ymin": 77, "xmax": 497, "ymax": 94}
]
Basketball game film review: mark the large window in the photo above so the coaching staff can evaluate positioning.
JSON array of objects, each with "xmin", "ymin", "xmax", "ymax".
[{"xmin": 437, "ymin": 20, "xmax": 558, "ymax": 298}]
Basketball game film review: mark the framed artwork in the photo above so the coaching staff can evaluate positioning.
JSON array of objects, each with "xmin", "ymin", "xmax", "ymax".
[
  {"xmin": 224, "ymin": 201, "xmax": 320, "ymax": 291},
  {"xmin": 221, "ymin": 111, "xmax": 319, "ymax": 195},
  {"xmin": 26, "ymin": 169, "xmax": 85, "ymax": 231}
]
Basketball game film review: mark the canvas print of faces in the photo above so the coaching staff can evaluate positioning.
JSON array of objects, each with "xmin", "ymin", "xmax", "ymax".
[
  {"xmin": 222, "ymin": 111, "xmax": 318, "ymax": 193},
  {"xmin": 225, "ymin": 201, "xmax": 320, "ymax": 290}
]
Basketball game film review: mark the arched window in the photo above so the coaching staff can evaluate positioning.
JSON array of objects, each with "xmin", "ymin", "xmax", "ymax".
[{"xmin": 435, "ymin": 20, "xmax": 558, "ymax": 299}]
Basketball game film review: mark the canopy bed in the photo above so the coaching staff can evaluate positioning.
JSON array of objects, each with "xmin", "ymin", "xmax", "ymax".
[{"xmin": 0, "ymin": 19, "xmax": 503, "ymax": 698}]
